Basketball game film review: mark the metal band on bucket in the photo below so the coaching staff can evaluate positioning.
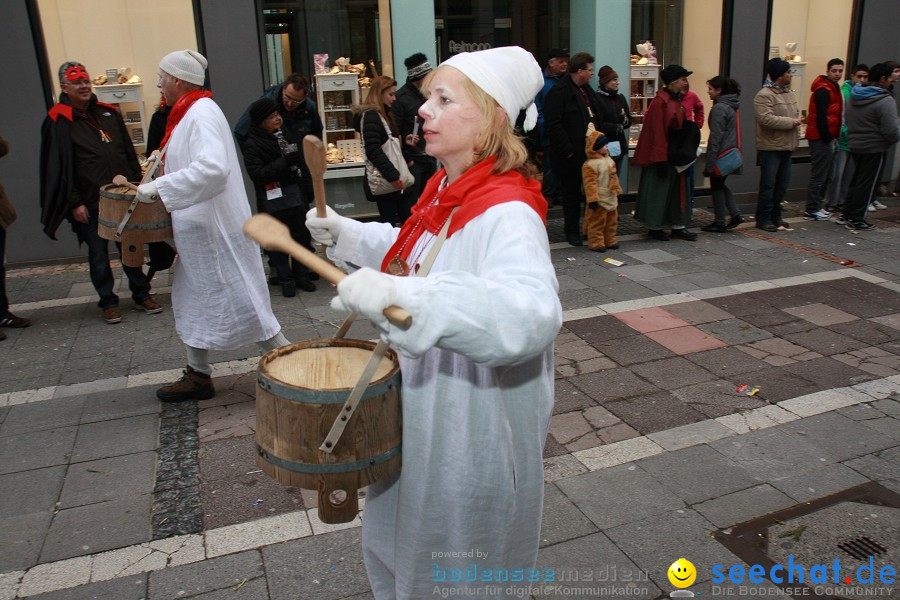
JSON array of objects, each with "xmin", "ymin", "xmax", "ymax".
[
  {"xmin": 98, "ymin": 217, "xmax": 173, "ymax": 231},
  {"xmin": 257, "ymin": 443, "xmax": 401, "ymax": 474},
  {"xmin": 256, "ymin": 371, "xmax": 401, "ymax": 404}
]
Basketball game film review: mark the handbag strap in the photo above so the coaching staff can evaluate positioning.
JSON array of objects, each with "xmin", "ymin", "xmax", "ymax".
[{"xmin": 735, "ymin": 108, "xmax": 742, "ymax": 150}]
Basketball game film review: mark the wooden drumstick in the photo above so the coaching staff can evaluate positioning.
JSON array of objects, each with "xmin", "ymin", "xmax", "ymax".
[
  {"xmin": 112, "ymin": 174, "xmax": 138, "ymax": 191},
  {"xmin": 243, "ymin": 214, "xmax": 412, "ymax": 329},
  {"xmin": 302, "ymin": 135, "xmax": 328, "ymax": 218}
]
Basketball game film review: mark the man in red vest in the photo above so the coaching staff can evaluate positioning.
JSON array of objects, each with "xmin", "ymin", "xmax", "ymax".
[{"xmin": 804, "ymin": 58, "xmax": 844, "ymax": 220}]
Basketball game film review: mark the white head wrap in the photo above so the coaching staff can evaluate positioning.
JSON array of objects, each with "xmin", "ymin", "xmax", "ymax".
[
  {"xmin": 159, "ymin": 50, "xmax": 208, "ymax": 86},
  {"xmin": 443, "ymin": 46, "xmax": 543, "ymax": 132}
]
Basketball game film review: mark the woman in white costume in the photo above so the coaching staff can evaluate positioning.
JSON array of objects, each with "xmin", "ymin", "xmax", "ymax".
[{"xmin": 306, "ymin": 46, "xmax": 562, "ymax": 599}]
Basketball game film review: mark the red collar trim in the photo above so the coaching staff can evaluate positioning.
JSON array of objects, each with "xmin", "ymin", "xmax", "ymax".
[{"xmin": 48, "ymin": 104, "xmax": 73, "ymax": 122}]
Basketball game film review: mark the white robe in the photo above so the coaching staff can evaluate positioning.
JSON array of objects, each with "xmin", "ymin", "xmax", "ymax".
[
  {"xmin": 155, "ymin": 98, "xmax": 280, "ymax": 350},
  {"xmin": 331, "ymin": 200, "xmax": 562, "ymax": 599}
]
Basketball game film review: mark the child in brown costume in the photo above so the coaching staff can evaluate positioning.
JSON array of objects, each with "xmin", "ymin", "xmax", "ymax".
[{"xmin": 582, "ymin": 126, "xmax": 623, "ymax": 251}]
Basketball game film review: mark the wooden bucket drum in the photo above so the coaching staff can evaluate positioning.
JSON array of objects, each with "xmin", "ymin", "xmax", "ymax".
[
  {"xmin": 255, "ymin": 338, "xmax": 402, "ymax": 524},
  {"xmin": 98, "ymin": 183, "xmax": 173, "ymax": 267}
]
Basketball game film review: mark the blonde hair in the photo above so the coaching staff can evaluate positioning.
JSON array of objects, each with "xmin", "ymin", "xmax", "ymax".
[
  {"xmin": 422, "ymin": 66, "xmax": 534, "ymax": 177},
  {"xmin": 362, "ymin": 75, "xmax": 398, "ymax": 126}
]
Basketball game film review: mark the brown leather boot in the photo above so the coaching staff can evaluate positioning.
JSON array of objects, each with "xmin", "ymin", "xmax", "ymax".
[{"xmin": 156, "ymin": 366, "xmax": 215, "ymax": 402}]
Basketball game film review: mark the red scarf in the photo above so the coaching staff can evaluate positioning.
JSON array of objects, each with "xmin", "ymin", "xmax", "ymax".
[
  {"xmin": 380, "ymin": 156, "xmax": 547, "ymax": 272},
  {"xmin": 159, "ymin": 89, "xmax": 214, "ymax": 151}
]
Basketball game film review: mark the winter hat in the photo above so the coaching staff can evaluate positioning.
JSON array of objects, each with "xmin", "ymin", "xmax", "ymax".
[
  {"xmin": 249, "ymin": 97, "xmax": 278, "ymax": 124},
  {"xmin": 159, "ymin": 50, "xmax": 208, "ymax": 86},
  {"xmin": 766, "ymin": 58, "xmax": 791, "ymax": 80},
  {"xmin": 592, "ymin": 132, "xmax": 609, "ymax": 151},
  {"xmin": 597, "ymin": 65, "xmax": 618, "ymax": 87},
  {"xmin": 442, "ymin": 46, "xmax": 544, "ymax": 132},
  {"xmin": 548, "ymin": 48, "xmax": 569, "ymax": 61},
  {"xmin": 405, "ymin": 53, "xmax": 432, "ymax": 82},
  {"xmin": 660, "ymin": 64, "xmax": 693, "ymax": 84}
]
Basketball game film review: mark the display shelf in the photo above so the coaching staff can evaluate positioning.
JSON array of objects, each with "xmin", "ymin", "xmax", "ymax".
[
  {"xmin": 629, "ymin": 65, "xmax": 659, "ymax": 148},
  {"xmin": 316, "ymin": 73, "xmax": 361, "ymax": 148},
  {"xmin": 94, "ymin": 83, "xmax": 146, "ymax": 151}
]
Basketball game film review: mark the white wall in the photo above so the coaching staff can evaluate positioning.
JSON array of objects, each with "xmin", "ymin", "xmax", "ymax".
[
  {"xmin": 38, "ymin": 0, "xmax": 198, "ymax": 122},
  {"xmin": 682, "ymin": 0, "xmax": 722, "ymax": 139}
]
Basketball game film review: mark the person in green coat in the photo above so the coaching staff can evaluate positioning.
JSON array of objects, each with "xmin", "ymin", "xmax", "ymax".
[{"xmin": 826, "ymin": 64, "xmax": 868, "ymax": 215}]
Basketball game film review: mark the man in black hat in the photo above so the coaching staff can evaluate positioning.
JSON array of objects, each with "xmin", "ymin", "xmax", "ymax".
[
  {"xmin": 753, "ymin": 58, "xmax": 803, "ymax": 232},
  {"xmin": 535, "ymin": 49, "xmax": 569, "ymax": 206},
  {"xmin": 393, "ymin": 52, "xmax": 438, "ymax": 205}
]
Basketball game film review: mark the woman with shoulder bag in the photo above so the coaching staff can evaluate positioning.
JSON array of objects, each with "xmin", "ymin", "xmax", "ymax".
[
  {"xmin": 701, "ymin": 76, "xmax": 744, "ymax": 233},
  {"xmin": 356, "ymin": 76, "xmax": 414, "ymax": 225}
]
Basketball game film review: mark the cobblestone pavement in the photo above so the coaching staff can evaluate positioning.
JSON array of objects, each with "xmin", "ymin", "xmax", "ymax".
[{"xmin": 0, "ymin": 198, "xmax": 899, "ymax": 599}]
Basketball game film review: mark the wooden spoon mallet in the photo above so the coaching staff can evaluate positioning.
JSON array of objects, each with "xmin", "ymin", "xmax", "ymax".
[
  {"xmin": 112, "ymin": 174, "xmax": 138, "ymax": 191},
  {"xmin": 243, "ymin": 214, "xmax": 412, "ymax": 329}
]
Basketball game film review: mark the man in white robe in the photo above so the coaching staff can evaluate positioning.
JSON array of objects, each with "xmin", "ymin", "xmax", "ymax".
[{"xmin": 137, "ymin": 50, "xmax": 287, "ymax": 402}]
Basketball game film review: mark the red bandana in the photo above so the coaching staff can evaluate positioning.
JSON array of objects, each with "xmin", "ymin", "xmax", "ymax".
[
  {"xmin": 380, "ymin": 156, "xmax": 547, "ymax": 273},
  {"xmin": 65, "ymin": 65, "xmax": 89, "ymax": 81},
  {"xmin": 159, "ymin": 89, "xmax": 214, "ymax": 151}
]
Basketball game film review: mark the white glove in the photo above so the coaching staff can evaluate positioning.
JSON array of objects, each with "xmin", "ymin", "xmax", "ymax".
[
  {"xmin": 331, "ymin": 267, "xmax": 397, "ymax": 329},
  {"xmin": 136, "ymin": 181, "xmax": 159, "ymax": 203},
  {"xmin": 306, "ymin": 205, "xmax": 342, "ymax": 247}
]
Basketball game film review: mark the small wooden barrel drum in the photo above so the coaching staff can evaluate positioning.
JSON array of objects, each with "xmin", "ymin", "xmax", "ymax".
[
  {"xmin": 256, "ymin": 339, "xmax": 402, "ymax": 524},
  {"xmin": 98, "ymin": 183, "xmax": 173, "ymax": 267}
]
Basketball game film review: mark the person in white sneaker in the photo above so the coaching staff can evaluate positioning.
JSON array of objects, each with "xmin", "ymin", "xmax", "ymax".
[{"xmin": 804, "ymin": 59, "xmax": 844, "ymax": 221}]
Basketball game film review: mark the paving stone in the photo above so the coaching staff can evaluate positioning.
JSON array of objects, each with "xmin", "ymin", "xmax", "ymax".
[
  {"xmin": 768, "ymin": 462, "xmax": 870, "ymax": 502},
  {"xmin": 263, "ymin": 529, "xmax": 370, "ymax": 600},
  {"xmin": 693, "ymin": 483, "xmax": 796, "ymax": 528},
  {"xmin": 41, "ymin": 494, "xmax": 154, "ymax": 563},
  {"xmin": 859, "ymin": 415, "xmax": 900, "ymax": 439},
  {"xmin": 540, "ymin": 483, "xmax": 598, "ymax": 547},
  {"xmin": 782, "ymin": 303, "xmax": 859, "ymax": 326},
  {"xmin": 605, "ymin": 392, "xmax": 706, "ymax": 434},
  {"xmin": 779, "ymin": 356, "xmax": 878, "ymax": 390},
  {"xmin": 646, "ymin": 419, "xmax": 735, "ymax": 451},
  {"xmin": 709, "ymin": 427, "xmax": 836, "ymax": 480},
  {"xmin": 844, "ymin": 452, "xmax": 900, "ymax": 481},
  {"xmin": 0, "ymin": 465, "xmax": 65, "ymax": 517},
  {"xmin": 605, "ymin": 509, "xmax": 732, "ymax": 590},
  {"xmin": 622, "ymin": 249, "xmax": 681, "ymax": 264},
  {"xmin": 568, "ymin": 368, "xmax": 661, "ymax": 404},
  {"xmin": 0, "ymin": 511, "xmax": 53, "ymax": 572},
  {"xmin": 565, "ymin": 315, "xmax": 639, "ymax": 344},
  {"xmin": 199, "ymin": 434, "xmax": 261, "ymax": 482},
  {"xmin": 589, "ymin": 333, "xmax": 677, "ymax": 366},
  {"xmin": 783, "ymin": 327, "xmax": 872, "ymax": 356},
  {"xmin": 205, "ymin": 511, "xmax": 312, "ymax": 558},
  {"xmin": 736, "ymin": 308, "xmax": 800, "ymax": 328},
  {"xmin": 543, "ymin": 432, "xmax": 569, "ymax": 458},
  {"xmin": 636, "ymin": 445, "xmax": 757, "ymax": 504},
  {"xmin": 79, "ymin": 387, "xmax": 160, "ymax": 423},
  {"xmin": 672, "ymin": 380, "xmax": 767, "ymax": 418},
  {"xmin": 783, "ymin": 411, "xmax": 897, "ymax": 460},
  {"xmin": 707, "ymin": 293, "xmax": 775, "ymax": 316},
  {"xmin": 684, "ymin": 346, "xmax": 771, "ymax": 378},
  {"xmin": 25, "ymin": 575, "xmax": 148, "ymax": 600},
  {"xmin": 629, "ymin": 356, "xmax": 719, "ymax": 388},
  {"xmin": 827, "ymin": 319, "xmax": 900, "ymax": 345},
  {"xmin": 663, "ymin": 300, "xmax": 734, "ymax": 324},
  {"xmin": 0, "ymin": 397, "xmax": 84, "ymax": 436},
  {"xmin": 556, "ymin": 464, "xmax": 684, "ymax": 529},
  {"xmin": 185, "ymin": 577, "xmax": 269, "ymax": 599},
  {"xmin": 697, "ymin": 318, "xmax": 773, "ymax": 345},
  {"xmin": 543, "ymin": 454, "xmax": 588, "ymax": 483},
  {"xmin": 0, "ymin": 426, "xmax": 77, "ymax": 475},
  {"xmin": 613, "ymin": 263, "xmax": 673, "ymax": 281},
  {"xmin": 871, "ymin": 312, "xmax": 900, "ymax": 331},
  {"xmin": 148, "ymin": 550, "xmax": 264, "ymax": 600},
  {"xmin": 736, "ymin": 366, "xmax": 822, "ymax": 403},
  {"xmin": 741, "ymin": 337, "xmax": 810, "ymax": 358},
  {"xmin": 70, "ymin": 414, "xmax": 158, "ymax": 463},
  {"xmin": 535, "ymin": 532, "xmax": 661, "ymax": 599},
  {"xmin": 613, "ymin": 306, "xmax": 691, "ymax": 333},
  {"xmin": 715, "ymin": 405, "xmax": 799, "ymax": 434},
  {"xmin": 549, "ymin": 411, "xmax": 592, "ymax": 446},
  {"xmin": 763, "ymin": 318, "xmax": 820, "ymax": 336},
  {"xmin": 59, "ymin": 452, "xmax": 157, "ymax": 508}
]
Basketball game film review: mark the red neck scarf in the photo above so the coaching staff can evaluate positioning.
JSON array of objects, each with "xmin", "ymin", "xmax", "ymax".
[
  {"xmin": 380, "ymin": 156, "xmax": 547, "ymax": 272},
  {"xmin": 159, "ymin": 89, "xmax": 214, "ymax": 151}
]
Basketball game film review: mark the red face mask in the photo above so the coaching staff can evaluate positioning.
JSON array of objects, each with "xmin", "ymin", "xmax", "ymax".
[{"xmin": 65, "ymin": 65, "xmax": 90, "ymax": 81}]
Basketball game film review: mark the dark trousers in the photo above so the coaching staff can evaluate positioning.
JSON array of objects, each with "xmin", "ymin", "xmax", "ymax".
[
  {"xmin": 755, "ymin": 150, "xmax": 792, "ymax": 226},
  {"xmin": 0, "ymin": 226, "xmax": 7, "ymax": 316},
  {"xmin": 553, "ymin": 159, "xmax": 584, "ymax": 237},
  {"xmin": 266, "ymin": 206, "xmax": 313, "ymax": 283},
  {"xmin": 407, "ymin": 158, "xmax": 438, "ymax": 207},
  {"xmin": 709, "ymin": 175, "xmax": 740, "ymax": 225},
  {"xmin": 806, "ymin": 139, "xmax": 836, "ymax": 213},
  {"xmin": 365, "ymin": 183, "xmax": 413, "ymax": 227},
  {"xmin": 74, "ymin": 210, "xmax": 151, "ymax": 309},
  {"xmin": 843, "ymin": 152, "xmax": 885, "ymax": 222}
]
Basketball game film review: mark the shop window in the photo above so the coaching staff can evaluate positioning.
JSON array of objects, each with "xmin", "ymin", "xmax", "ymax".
[
  {"xmin": 434, "ymin": 0, "xmax": 569, "ymax": 66},
  {"xmin": 768, "ymin": 0, "xmax": 854, "ymax": 129},
  {"xmin": 262, "ymin": 0, "xmax": 381, "ymax": 86},
  {"xmin": 631, "ymin": 0, "xmax": 722, "ymax": 141},
  {"xmin": 37, "ymin": 0, "xmax": 198, "ymax": 157}
]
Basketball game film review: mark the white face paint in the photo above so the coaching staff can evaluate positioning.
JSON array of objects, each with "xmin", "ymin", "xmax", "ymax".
[{"xmin": 418, "ymin": 67, "xmax": 485, "ymax": 179}]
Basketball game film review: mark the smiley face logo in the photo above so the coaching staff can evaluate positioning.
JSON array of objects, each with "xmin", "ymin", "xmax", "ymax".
[{"xmin": 668, "ymin": 558, "xmax": 696, "ymax": 588}]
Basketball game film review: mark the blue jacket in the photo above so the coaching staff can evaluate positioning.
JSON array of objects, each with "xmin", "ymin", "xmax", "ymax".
[{"xmin": 234, "ymin": 84, "xmax": 323, "ymax": 146}]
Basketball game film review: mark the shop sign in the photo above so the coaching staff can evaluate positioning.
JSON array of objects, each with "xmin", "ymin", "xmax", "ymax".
[{"xmin": 448, "ymin": 40, "xmax": 493, "ymax": 53}]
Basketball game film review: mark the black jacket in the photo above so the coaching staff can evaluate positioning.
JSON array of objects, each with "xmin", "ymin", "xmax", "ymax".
[
  {"xmin": 146, "ymin": 104, "xmax": 172, "ymax": 154},
  {"xmin": 240, "ymin": 125, "xmax": 307, "ymax": 213},
  {"xmin": 392, "ymin": 81, "xmax": 431, "ymax": 163},
  {"xmin": 595, "ymin": 86, "xmax": 630, "ymax": 152},
  {"xmin": 355, "ymin": 108, "xmax": 401, "ymax": 183},
  {"xmin": 39, "ymin": 93, "xmax": 140, "ymax": 240},
  {"xmin": 542, "ymin": 74, "xmax": 601, "ymax": 167}
]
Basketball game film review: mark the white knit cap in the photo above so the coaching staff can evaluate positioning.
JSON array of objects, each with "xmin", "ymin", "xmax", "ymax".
[
  {"xmin": 443, "ymin": 46, "xmax": 543, "ymax": 131},
  {"xmin": 159, "ymin": 50, "xmax": 208, "ymax": 86}
]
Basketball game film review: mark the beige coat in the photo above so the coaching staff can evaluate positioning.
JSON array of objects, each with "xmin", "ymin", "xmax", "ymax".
[
  {"xmin": 0, "ymin": 136, "xmax": 17, "ymax": 230},
  {"xmin": 754, "ymin": 86, "xmax": 800, "ymax": 151}
]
